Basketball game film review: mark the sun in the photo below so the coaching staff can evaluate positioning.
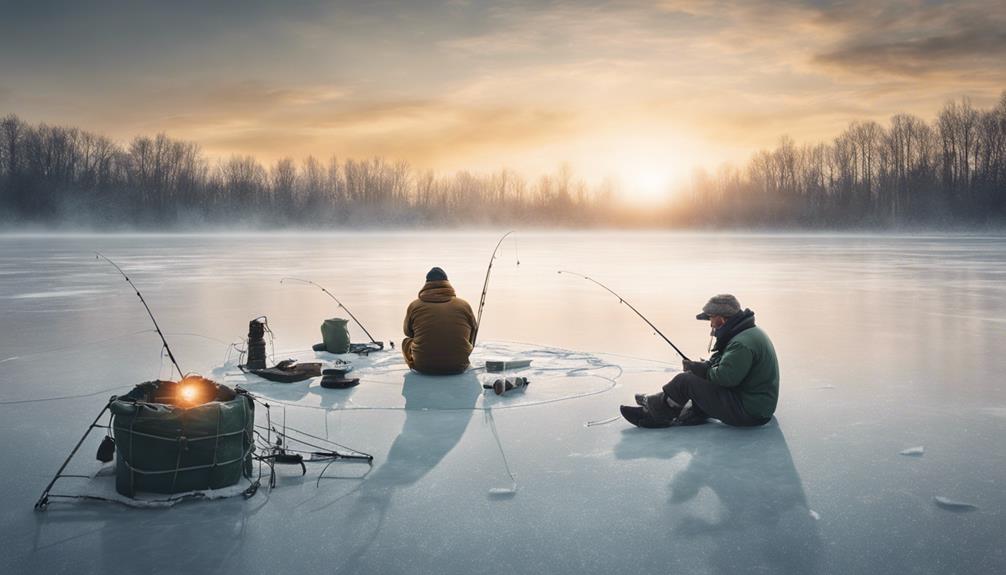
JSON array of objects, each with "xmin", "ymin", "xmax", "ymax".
[
  {"xmin": 626, "ymin": 168, "xmax": 672, "ymax": 203},
  {"xmin": 620, "ymin": 163, "xmax": 676, "ymax": 205}
]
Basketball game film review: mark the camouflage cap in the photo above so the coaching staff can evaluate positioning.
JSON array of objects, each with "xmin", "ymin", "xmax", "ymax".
[{"xmin": 696, "ymin": 294, "xmax": 741, "ymax": 320}]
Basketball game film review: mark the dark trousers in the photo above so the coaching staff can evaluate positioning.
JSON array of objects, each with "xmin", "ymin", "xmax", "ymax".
[{"xmin": 662, "ymin": 372, "xmax": 770, "ymax": 427}]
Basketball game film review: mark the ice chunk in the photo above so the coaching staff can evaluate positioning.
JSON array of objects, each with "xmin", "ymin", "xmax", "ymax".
[
  {"xmin": 934, "ymin": 496, "xmax": 978, "ymax": 511},
  {"xmin": 488, "ymin": 487, "xmax": 517, "ymax": 499},
  {"xmin": 899, "ymin": 446, "xmax": 925, "ymax": 456},
  {"xmin": 809, "ymin": 510, "xmax": 821, "ymax": 520}
]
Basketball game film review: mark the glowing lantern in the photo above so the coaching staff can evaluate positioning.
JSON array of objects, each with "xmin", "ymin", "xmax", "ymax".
[{"xmin": 175, "ymin": 375, "xmax": 213, "ymax": 407}]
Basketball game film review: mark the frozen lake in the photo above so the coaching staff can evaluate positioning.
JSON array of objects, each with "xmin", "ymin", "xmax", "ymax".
[{"xmin": 1, "ymin": 231, "xmax": 1004, "ymax": 574}]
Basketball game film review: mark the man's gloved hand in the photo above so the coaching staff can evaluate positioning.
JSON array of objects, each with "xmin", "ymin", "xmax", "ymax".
[{"xmin": 682, "ymin": 359, "xmax": 710, "ymax": 379}]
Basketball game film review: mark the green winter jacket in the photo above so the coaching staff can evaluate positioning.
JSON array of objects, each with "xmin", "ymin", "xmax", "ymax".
[{"xmin": 707, "ymin": 311, "xmax": 780, "ymax": 419}]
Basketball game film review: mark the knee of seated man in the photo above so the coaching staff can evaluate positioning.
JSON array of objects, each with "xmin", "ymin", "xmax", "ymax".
[{"xmin": 662, "ymin": 372, "xmax": 695, "ymax": 396}]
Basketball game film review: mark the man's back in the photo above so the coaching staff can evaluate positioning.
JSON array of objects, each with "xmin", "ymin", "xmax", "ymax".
[
  {"xmin": 403, "ymin": 279, "xmax": 476, "ymax": 375},
  {"xmin": 710, "ymin": 325, "xmax": 779, "ymax": 419}
]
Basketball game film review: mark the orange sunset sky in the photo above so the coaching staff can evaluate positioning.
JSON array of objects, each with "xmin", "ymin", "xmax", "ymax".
[{"xmin": 2, "ymin": 0, "xmax": 1005, "ymax": 199}]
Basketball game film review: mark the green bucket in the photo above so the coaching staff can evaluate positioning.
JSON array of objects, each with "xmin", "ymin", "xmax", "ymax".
[
  {"xmin": 321, "ymin": 318, "xmax": 351, "ymax": 353},
  {"xmin": 110, "ymin": 379, "xmax": 254, "ymax": 497}
]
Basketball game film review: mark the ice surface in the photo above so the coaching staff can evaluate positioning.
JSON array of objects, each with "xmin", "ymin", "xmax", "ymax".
[{"xmin": 2, "ymin": 232, "xmax": 1005, "ymax": 575}]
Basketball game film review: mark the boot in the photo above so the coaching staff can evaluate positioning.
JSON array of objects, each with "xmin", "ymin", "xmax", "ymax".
[
  {"xmin": 620, "ymin": 405, "xmax": 674, "ymax": 428},
  {"xmin": 635, "ymin": 392, "xmax": 682, "ymax": 421},
  {"xmin": 671, "ymin": 401, "xmax": 709, "ymax": 426},
  {"xmin": 622, "ymin": 392, "xmax": 683, "ymax": 428}
]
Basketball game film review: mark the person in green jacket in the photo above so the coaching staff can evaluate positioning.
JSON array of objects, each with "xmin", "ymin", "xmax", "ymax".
[{"xmin": 621, "ymin": 294, "xmax": 779, "ymax": 428}]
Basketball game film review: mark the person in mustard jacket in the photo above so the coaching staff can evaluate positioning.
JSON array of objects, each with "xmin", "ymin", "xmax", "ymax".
[{"xmin": 402, "ymin": 267, "xmax": 477, "ymax": 375}]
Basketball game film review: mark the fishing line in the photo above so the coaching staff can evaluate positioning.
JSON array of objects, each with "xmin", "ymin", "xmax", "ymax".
[
  {"xmin": 484, "ymin": 339, "xmax": 679, "ymax": 369},
  {"xmin": 485, "ymin": 409, "xmax": 518, "ymax": 496},
  {"xmin": 315, "ymin": 456, "xmax": 374, "ymax": 488},
  {"xmin": 254, "ymin": 423, "xmax": 372, "ymax": 460},
  {"xmin": 0, "ymin": 385, "xmax": 126, "ymax": 406},
  {"xmin": 0, "ymin": 329, "xmax": 155, "ymax": 364},
  {"xmin": 163, "ymin": 332, "xmax": 234, "ymax": 347},
  {"xmin": 472, "ymin": 231, "xmax": 519, "ymax": 348},
  {"xmin": 96, "ymin": 252, "xmax": 184, "ymax": 378},
  {"xmin": 557, "ymin": 270, "xmax": 691, "ymax": 361},
  {"xmin": 245, "ymin": 369, "xmax": 621, "ymax": 414},
  {"xmin": 584, "ymin": 416, "xmax": 621, "ymax": 427},
  {"xmin": 228, "ymin": 342, "xmax": 625, "ymax": 413},
  {"xmin": 227, "ymin": 316, "xmax": 278, "ymax": 370},
  {"xmin": 0, "ymin": 329, "xmax": 235, "ymax": 405},
  {"xmin": 243, "ymin": 391, "xmax": 373, "ymax": 491},
  {"xmin": 280, "ymin": 277, "xmax": 381, "ymax": 345},
  {"xmin": 158, "ymin": 345, "xmax": 168, "ymax": 380}
]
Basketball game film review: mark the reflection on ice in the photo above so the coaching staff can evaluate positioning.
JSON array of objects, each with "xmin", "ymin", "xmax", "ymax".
[{"xmin": 615, "ymin": 422, "xmax": 822, "ymax": 574}]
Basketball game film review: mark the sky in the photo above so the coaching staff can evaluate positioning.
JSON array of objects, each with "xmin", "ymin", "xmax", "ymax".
[{"xmin": 2, "ymin": 0, "xmax": 1005, "ymax": 200}]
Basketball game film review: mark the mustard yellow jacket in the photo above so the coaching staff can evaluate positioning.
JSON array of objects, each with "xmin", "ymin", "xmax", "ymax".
[{"xmin": 403, "ymin": 280, "xmax": 477, "ymax": 374}]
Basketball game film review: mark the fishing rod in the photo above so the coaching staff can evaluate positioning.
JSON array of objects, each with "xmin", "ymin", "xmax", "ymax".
[
  {"xmin": 472, "ymin": 231, "xmax": 518, "ymax": 347},
  {"xmin": 96, "ymin": 252, "xmax": 184, "ymax": 378},
  {"xmin": 557, "ymin": 270, "xmax": 691, "ymax": 361},
  {"xmin": 280, "ymin": 278, "xmax": 380, "ymax": 345}
]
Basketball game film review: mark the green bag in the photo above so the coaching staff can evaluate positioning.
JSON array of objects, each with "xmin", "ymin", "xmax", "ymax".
[
  {"xmin": 110, "ymin": 379, "xmax": 254, "ymax": 497},
  {"xmin": 321, "ymin": 318, "xmax": 351, "ymax": 353}
]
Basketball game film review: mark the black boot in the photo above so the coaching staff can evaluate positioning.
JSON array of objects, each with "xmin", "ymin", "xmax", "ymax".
[
  {"xmin": 620, "ymin": 405, "xmax": 674, "ymax": 428},
  {"xmin": 623, "ymin": 393, "xmax": 682, "ymax": 428},
  {"xmin": 635, "ymin": 392, "xmax": 682, "ymax": 420},
  {"xmin": 671, "ymin": 401, "xmax": 709, "ymax": 426}
]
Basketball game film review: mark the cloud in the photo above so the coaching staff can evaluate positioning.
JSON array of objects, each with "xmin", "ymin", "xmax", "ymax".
[
  {"xmin": 195, "ymin": 98, "xmax": 579, "ymax": 172},
  {"xmin": 814, "ymin": 26, "xmax": 1006, "ymax": 77},
  {"xmin": 805, "ymin": 0, "xmax": 1006, "ymax": 79},
  {"xmin": 3, "ymin": 0, "xmax": 1005, "ymax": 182}
]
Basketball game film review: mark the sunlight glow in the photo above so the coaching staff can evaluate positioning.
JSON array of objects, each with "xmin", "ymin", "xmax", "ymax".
[
  {"xmin": 597, "ymin": 130, "xmax": 694, "ymax": 206},
  {"xmin": 622, "ymin": 166, "xmax": 674, "ymax": 204}
]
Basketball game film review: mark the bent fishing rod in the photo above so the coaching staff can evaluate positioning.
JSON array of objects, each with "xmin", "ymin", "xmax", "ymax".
[
  {"xmin": 96, "ymin": 252, "xmax": 184, "ymax": 378},
  {"xmin": 472, "ymin": 231, "xmax": 518, "ymax": 347},
  {"xmin": 280, "ymin": 278, "xmax": 380, "ymax": 344},
  {"xmin": 557, "ymin": 270, "xmax": 691, "ymax": 361}
]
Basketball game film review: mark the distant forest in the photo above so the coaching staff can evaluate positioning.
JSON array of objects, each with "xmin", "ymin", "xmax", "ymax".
[{"xmin": 2, "ymin": 92, "xmax": 1005, "ymax": 229}]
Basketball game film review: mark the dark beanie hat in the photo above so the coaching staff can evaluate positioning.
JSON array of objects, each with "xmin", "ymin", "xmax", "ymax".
[{"xmin": 426, "ymin": 267, "xmax": 448, "ymax": 282}]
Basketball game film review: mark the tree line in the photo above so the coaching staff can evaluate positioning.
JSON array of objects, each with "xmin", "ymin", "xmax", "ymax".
[
  {"xmin": 0, "ymin": 115, "xmax": 615, "ymax": 228},
  {"xmin": 2, "ymin": 92, "xmax": 1005, "ymax": 229},
  {"xmin": 674, "ymin": 92, "xmax": 1006, "ymax": 227}
]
